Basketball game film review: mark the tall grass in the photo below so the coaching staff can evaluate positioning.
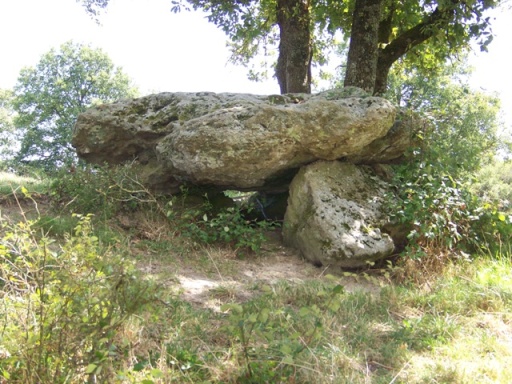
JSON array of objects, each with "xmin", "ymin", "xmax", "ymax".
[{"xmin": 0, "ymin": 171, "xmax": 51, "ymax": 196}]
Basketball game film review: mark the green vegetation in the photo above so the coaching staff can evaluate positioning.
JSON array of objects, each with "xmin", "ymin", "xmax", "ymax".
[
  {"xmin": 0, "ymin": 8, "xmax": 511, "ymax": 381},
  {"xmin": 9, "ymin": 41, "xmax": 137, "ymax": 170},
  {"xmin": 0, "ymin": 89, "xmax": 16, "ymax": 161},
  {"xmin": 0, "ymin": 212, "xmax": 154, "ymax": 383},
  {"xmin": 471, "ymin": 161, "xmax": 512, "ymax": 214},
  {"xmin": 169, "ymin": 192, "xmax": 279, "ymax": 254},
  {"xmin": 80, "ymin": 0, "xmax": 502, "ymax": 94},
  {"xmin": 1, "ymin": 167, "xmax": 511, "ymax": 383},
  {"xmin": 0, "ymin": 171, "xmax": 51, "ymax": 196},
  {"xmin": 387, "ymin": 60, "xmax": 501, "ymax": 178},
  {"xmin": 381, "ymin": 59, "xmax": 511, "ymax": 262}
]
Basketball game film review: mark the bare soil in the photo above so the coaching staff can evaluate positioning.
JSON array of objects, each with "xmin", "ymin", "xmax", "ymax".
[{"xmin": 0, "ymin": 196, "xmax": 381, "ymax": 310}]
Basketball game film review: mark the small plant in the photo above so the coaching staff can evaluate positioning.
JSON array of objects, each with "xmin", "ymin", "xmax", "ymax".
[
  {"xmin": 221, "ymin": 283, "xmax": 344, "ymax": 381},
  {"xmin": 167, "ymin": 191, "xmax": 279, "ymax": 254},
  {"xmin": 50, "ymin": 164, "xmax": 160, "ymax": 220},
  {"xmin": 32, "ymin": 214, "xmax": 79, "ymax": 237}
]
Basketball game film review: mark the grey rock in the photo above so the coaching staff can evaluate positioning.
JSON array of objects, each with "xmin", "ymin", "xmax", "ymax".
[
  {"xmin": 73, "ymin": 92, "xmax": 249, "ymax": 165},
  {"xmin": 283, "ymin": 161, "xmax": 395, "ymax": 269},
  {"xmin": 73, "ymin": 89, "xmax": 397, "ymax": 192},
  {"xmin": 161, "ymin": 94, "xmax": 395, "ymax": 190},
  {"xmin": 346, "ymin": 110, "xmax": 421, "ymax": 164}
]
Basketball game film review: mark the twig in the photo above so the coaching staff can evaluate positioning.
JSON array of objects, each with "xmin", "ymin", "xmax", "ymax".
[
  {"xmin": 389, "ymin": 358, "xmax": 412, "ymax": 384},
  {"xmin": 205, "ymin": 248, "xmax": 225, "ymax": 283}
]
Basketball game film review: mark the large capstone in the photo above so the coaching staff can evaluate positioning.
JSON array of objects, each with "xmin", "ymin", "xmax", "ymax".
[
  {"xmin": 73, "ymin": 88, "xmax": 398, "ymax": 193},
  {"xmin": 283, "ymin": 161, "xmax": 395, "ymax": 269}
]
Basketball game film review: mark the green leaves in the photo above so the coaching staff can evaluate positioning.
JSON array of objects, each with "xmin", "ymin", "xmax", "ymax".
[
  {"xmin": 0, "ymin": 213, "xmax": 152, "ymax": 382},
  {"xmin": 219, "ymin": 281, "xmax": 345, "ymax": 380},
  {"xmin": 0, "ymin": 89, "xmax": 17, "ymax": 163},
  {"xmin": 12, "ymin": 41, "xmax": 137, "ymax": 171},
  {"xmin": 387, "ymin": 159, "xmax": 511, "ymax": 260},
  {"xmin": 387, "ymin": 59, "xmax": 501, "ymax": 178},
  {"xmin": 173, "ymin": 199, "xmax": 279, "ymax": 253}
]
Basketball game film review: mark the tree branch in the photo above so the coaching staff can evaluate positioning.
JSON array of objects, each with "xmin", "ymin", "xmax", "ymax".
[
  {"xmin": 378, "ymin": 6, "xmax": 451, "ymax": 69},
  {"xmin": 374, "ymin": 4, "xmax": 455, "ymax": 94}
]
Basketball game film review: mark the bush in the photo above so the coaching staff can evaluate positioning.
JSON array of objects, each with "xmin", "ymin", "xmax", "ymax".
[
  {"xmin": 387, "ymin": 163, "xmax": 511, "ymax": 260},
  {"xmin": 0, "ymin": 214, "xmax": 153, "ymax": 383},
  {"xmin": 471, "ymin": 161, "xmax": 512, "ymax": 213},
  {"xmin": 167, "ymin": 192, "xmax": 279, "ymax": 254},
  {"xmin": 50, "ymin": 164, "xmax": 159, "ymax": 219},
  {"xmin": 50, "ymin": 166, "xmax": 277, "ymax": 253}
]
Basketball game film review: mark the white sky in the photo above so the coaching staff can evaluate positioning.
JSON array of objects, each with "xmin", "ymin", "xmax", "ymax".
[
  {"xmin": 0, "ymin": 0, "xmax": 280, "ymax": 94},
  {"xmin": 0, "ymin": 0, "xmax": 510, "ymax": 128}
]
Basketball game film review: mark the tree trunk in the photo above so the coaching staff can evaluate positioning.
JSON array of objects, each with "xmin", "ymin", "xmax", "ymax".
[
  {"xmin": 374, "ymin": 6, "xmax": 453, "ymax": 95},
  {"xmin": 374, "ymin": 55, "xmax": 395, "ymax": 96},
  {"xmin": 344, "ymin": 0, "xmax": 382, "ymax": 93},
  {"xmin": 276, "ymin": 0, "xmax": 312, "ymax": 94}
]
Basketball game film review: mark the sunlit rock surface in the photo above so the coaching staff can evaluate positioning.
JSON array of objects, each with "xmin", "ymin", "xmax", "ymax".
[
  {"xmin": 283, "ymin": 161, "xmax": 395, "ymax": 269},
  {"xmin": 73, "ymin": 88, "xmax": 397, "ymax": 192}
]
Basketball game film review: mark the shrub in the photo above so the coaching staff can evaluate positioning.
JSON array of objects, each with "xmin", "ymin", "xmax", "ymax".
[
  {"xmin": 471, "ymin": 161, "xmax": 512, "ymax": 213},
  {"xmin": 0, "ymin": 214, "xmax": 152, "ymax": 383},
  {"xmin": 50, "ymin": 164, "xmax": 159, "ymax": 219},
  {"xmin": 167, "ymin": 192, "xmax": 279, "ymax": 254},
  {"xmin": 387, "ymin": 163, "xmax": 511, "ymax": 261}
]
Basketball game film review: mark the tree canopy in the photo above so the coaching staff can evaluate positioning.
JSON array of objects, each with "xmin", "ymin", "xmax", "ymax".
[
  {"xmin": 12, "ymin": 41, "xmax": 137, "ymax": 170},
  {"xmin": 386, "ymin": 60, "xmax": 501, "ymax": 177},
  {"xmin": 171, "ymin": 0, "xmax": 499, "ymax": 94},
  {"xmin": 78, "ymin": 0, "xmax": 500, "ymax": 94},
  {"xmin": 77, "ymin": 0, "xmax": 109, "ymax": 18},
  {"xmin": 0, "ymin": 89, "xmax": 17, "ymax": 163}
]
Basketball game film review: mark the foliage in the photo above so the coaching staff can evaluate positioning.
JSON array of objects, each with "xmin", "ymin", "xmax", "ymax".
[
  {"xmin": 12, "ymin": 41, "xmax": 137, "ymax": 171},
  {"xmin": 167, "ymin": 191, "xmax": 279, "ymax": 254},
  {"xmin": 387, "ymin": 162, "xmax": 511, "ymax": 261},
  {"xmin": 386, "ymin": 60, "xmax": 501, "ymax": 178},
  {"xmin": 381, "ymin": 58, "xmax": 508, "ymax": 261},
  {"xmin": 0, "ymin": 171, "xmax": 51, "ymax": 197},
  {"xmin": 79, "ymin": 0, "xmax": 501, "ymax": 94},
  {"xmin": 221, "ymin": 283, "xmax": 344, "ymax": 381},
  {"xmin": 0, "ymin": 213, "xmax": 153, "ymax": 383},
  {"xmin": 76, "ymin": 0, "xmax": 109, "ymax": 19},
  {"xmin": 1, "ymin": 185, "xmax": 512, "ymax": 382},
  {"xmin": 471, "ymin": 160, "xmax": 512, "ymax": 213},
  {"xmin": 368, "ymin": 0, "xmax": 499, "ymax": 93},
  {"xmin": 50, "ymin": 164, "xmax": 157, "ymax": 220},
  {"xmin": 49, "ymin": 165, "xmax": 276, "ymax": 253},
  {"xmin": 0, "ymin": 89, "xmax": 17, "ymax": 163},
  {"xmin": 173, "ymin": 0, "xmax": 500, "ymax": 92}
]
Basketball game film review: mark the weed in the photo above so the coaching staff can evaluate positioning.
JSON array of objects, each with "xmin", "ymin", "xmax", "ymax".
[
  {"xmin": 49, "ymin": 164, "xmax": 164, "ymax": 220},
  {"xmin": 221, "ymin": 283, "xmax": 345, "ymax": 381},
  {"xmin": 2, "ymin": 171, "xmax": 512, "ymax": 383},
  {"xmin": 167, "ymin": 190, "xmax": 280, "ymax": 255},
  {"xmin": 33, "ymin": 214, "xmax": 79, "ymax": 237},
  {"xmin": 0, "ymin": 214, "xmax": 154, "ymax": 383},
  {"xmin": 0, "ymin": 171, "xmax": 51, "ymax": 196}
]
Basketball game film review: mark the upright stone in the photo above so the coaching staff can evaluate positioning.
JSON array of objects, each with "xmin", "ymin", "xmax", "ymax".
[{"xmin": 283, "ymin": 161, "xmax": 395, "ymax": 269}]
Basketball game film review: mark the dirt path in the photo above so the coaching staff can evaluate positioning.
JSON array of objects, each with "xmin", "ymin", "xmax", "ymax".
[{"xmin": 1, "ymin": 196, "xmax": 381, "ymax": 310}]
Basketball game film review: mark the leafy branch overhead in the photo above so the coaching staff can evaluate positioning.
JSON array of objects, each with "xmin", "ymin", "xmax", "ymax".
[
  {"xmin": 76, "ymin": 0, "xmax": 110, "ymax": 18},
  {"xmin": 78, "ymin": 0, "xmax": 499, "ymax": 94}
]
